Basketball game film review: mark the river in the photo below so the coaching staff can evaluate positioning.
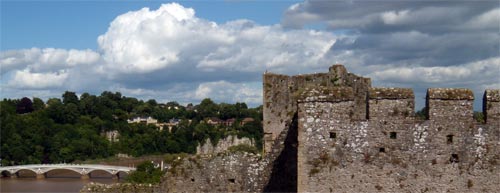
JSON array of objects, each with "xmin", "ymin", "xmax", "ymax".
[
  {"xmin": 1, "ymin": 178, "xmax": 118, "ymax": 193},
  {"xmin": 0, "ymin": 170, "xmax": 125, "ymax": 193}
]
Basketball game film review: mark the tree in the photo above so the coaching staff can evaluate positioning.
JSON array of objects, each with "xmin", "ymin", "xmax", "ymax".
[
  {"xmin": 16, "ymin": 97, "xmax": 34, "ymax": 114},
  {"xmin": 32, "ymin": 97, "xmax": 45, "ymax": 111},
  {"xmin": 198, "ymin": 98, "xmax": 218, "ymax": 118},
  {"xmin": 62, "ymin": 91, "xmax": 79, "ymax": 105},
  {"xmin": 127, "ymin": 161, "xmax": 163, "ymax": 184}
]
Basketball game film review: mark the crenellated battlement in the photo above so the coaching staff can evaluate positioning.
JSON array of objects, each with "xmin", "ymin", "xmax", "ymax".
[
  {"xmin": 264, "ymin": 65, "xmax": 500, "ymax": 192},
  {"xmin": 264, "ymin": 66, "xmax": 498, "ymax": 151}
]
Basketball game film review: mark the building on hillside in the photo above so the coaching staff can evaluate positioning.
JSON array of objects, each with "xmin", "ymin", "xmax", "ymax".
[
  {"xmin": 127, "ymin": 116, "xmax": 158, "ymax": 124},
  {"xmin": 240, "ymin": 117, "xmax": 255, "ymax": 126},
  {"xmin": 206, "ymin": 117, "xmax": 222, "ymax": 125},
  {"xmin": 103, "ymin": 130, "xmax": 119, "ymax": 142}
]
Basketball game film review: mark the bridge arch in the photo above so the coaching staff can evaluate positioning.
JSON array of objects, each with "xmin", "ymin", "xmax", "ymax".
[
  {"xmin": 0, "ymin": 164, "xmax": 135, "ymax": 180},
  {"xmin": 45, "ymin": 168, "xmax": 82, "ymax": 178}
]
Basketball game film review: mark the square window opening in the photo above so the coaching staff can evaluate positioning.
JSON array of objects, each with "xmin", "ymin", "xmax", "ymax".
[
  {"xmin": 329, "ymin": 132, "xmax": 337, "ymax": 139},
  {"xmin": 450, "ymin": 154, "xmax": 459, "ymax": 163},
  {"xmin": 390, "ymin": 132, "xmax": 397, "ymax": 139},
  {"xmin": 447, "ymin": 135, "xmax": 453, "ymax": 144},
  {"xmin": 191, "ymin": 178, "xmax": 195, "ymax": 182},
  {"xmin": 379, "ymin": 147, "xmax": 385, "ymax": 153}
]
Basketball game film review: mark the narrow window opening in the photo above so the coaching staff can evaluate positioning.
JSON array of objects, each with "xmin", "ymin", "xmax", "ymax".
[
  {"xmin": 329, "ymin": 132, "xmax": 337, "ymax": 139},
  {"xmin": 379, "ymin": 147, "xmax": 385, "ymax": 153},
  {"xmin": 191, "ymin": 178, "xmax": 195, "ymax": 182},
  {"xmin": 390, "ymin": 132, "xmax": 397, "ymax": 139},
  {"xmin": 450, "ymin": 154, "xmax": 459, "ymax": 163},
  {"xmin": 447, "ymin": 135, "xmax": 453, "ymax": 144},
  {"xmin": 228, "ymin": 178, "xmax": 235, "ymax": 183}
]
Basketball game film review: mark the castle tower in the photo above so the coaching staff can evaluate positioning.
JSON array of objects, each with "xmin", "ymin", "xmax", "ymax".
[{"xmin": 263, "ymin": 64, "xmax": 370, "ymax": 154}]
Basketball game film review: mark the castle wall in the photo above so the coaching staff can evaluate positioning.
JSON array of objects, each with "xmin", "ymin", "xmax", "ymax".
[
  {"xmin": 263, "ymin": 65, "xmax": 370, "ymax": 154},
  {"xmin": 196, "ymin": 135, "xmax": 254, "ymax": 155},
  {"xmin": 427, "ymin": 88, "xmax": 474, "ymax": 122},
  {"xmin": 368, "ymin": 88, "xmax": 414, "ymax": 120},
  {"xmin": 484, "ymin": 89, "xmax": 500, "ymax": 124},
  {"xmin": 161, "ymin": 65, "xmax": 499, "ymax": 193},
  {"xmin": 297, "ymin": 86, "xmax": 499, "ymax": 193},
  {"xmin": 263, "ymin": 74, "xmax": 293, "ymax": 153},
  {"xmin": 162, "ymin": 153, "xmax": 267, "ymax": 192}
]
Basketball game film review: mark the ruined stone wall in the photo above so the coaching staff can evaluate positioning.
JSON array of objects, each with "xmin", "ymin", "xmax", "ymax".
[
  {"xmin": 263, "ymin": 74, "xmax": 293, "ymax": 153},
  {"xmin": 484, "ymin": 89, "xmax": 500, "ymax": 124},
  {"xmin": 263, "ymin": 64, "xmax": 370, "ymax": 154},
  {"xmin": 368, "ymin": 88, "xmax": 414, "ymax": 120},
  {"xmin": 297, "ymin": 86, "xmax": 500, "ymax": 192},
  {"xmin": 160, "ymin": 65, "xmax": 498, "ymax": 193},
  {"xmin": 161, "ymin": 153, "xmax": 267, "ymax": 192},
  {"xmin": 196, "ymin": 135, "xmax": 254, "ymax": 155}
]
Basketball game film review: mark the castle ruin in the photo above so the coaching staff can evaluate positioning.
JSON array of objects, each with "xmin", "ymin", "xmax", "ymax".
[{"xmin": 162, "ymin": 64, "xmax": 499, "ymax": 192}]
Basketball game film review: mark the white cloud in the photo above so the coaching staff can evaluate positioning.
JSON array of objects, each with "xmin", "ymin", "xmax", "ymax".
[
  {"xmin": 96, "ymin": 3, "xmax": 336, "ymax": 77},
  {"xmin": 369, "ymin": 57, "xmax": 500, "ymax": 85},
  {"xmin": 0, "ymin": 48, "xmax": 100, "ymax": 74},
  {"xmin": 8, "ymin": 69, "xmax": 69, "ymax": 89},
  {"xmin": 194, "ymin": 81, "xmax": 262, "ymax": 105},
  {"xmin": 464, "ymin": 8, "xmax": 500, "ymax": 30},
  {"xmin": 1, "ymin": 2, "xmax": 498, "ymax": 108}
]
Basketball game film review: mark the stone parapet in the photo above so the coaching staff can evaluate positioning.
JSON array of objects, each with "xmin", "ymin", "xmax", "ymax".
[
  {"xmin": 369, "ymin": 87, "xmax": 414, "ymax": 99},
  {"xmin": 427, "ymin": 88, "xmax": 474, "ymax": 100},
  {"xmin": 296, "ymin": 87, "xmax": 354, "ymax": 103}
]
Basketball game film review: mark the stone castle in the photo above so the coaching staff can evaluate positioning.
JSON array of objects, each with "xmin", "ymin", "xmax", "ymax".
[{"xmin": 161, "ymin": 65, "xmax": 499, "ymax": 192}]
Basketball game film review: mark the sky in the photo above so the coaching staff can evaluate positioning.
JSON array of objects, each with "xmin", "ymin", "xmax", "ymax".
[{"xmin": 1, "ymin": 0, "xmax": 499, "ymax": 110}]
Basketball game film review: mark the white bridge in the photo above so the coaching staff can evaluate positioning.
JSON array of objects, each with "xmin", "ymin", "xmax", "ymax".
[{"xmin": 0, "ymin": 164, "xmax": 136, "ymax": 179}]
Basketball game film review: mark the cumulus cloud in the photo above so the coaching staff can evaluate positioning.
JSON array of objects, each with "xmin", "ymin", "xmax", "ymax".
[
  {"xmin": 7, "ymin": 69, "xmax": 69, "ymax": 89},
  {"xmin": 1, "ymin": 3, "xmax": 338, "ymax": 106},
  {"xmin": 283, "ymin": 0, "xmax": 499, "ymax": 109},
  {"xmin": 0, "ymin": 48, "xmax": 100, "ymax": 74},
  {"xmin": 1, "ymin": 2, "xmax": 498, "ymax": 108},
  {"xmin": 369, "ymin": 57, "xmax": 500, "ymax": 85},
  {"xmin": 96, "ymin": 3, "xmax": 336, "ymax": 79},
  {"xmin": 193, "ymin": 81, "xmax": 262, "ymax": 104}
]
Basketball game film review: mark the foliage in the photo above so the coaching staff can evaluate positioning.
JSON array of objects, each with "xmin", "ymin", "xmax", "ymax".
[
  {"xmin": 228, "ymin": 144, "xmax": 259, "ymax": 154},
  {"xmin": 16, "ymin": 97, "xmax": 34, "ymax": 114},
  {"xmin": 126, "ymin": 161, "xmax": 163, "ymax": 184},
  {"xmin": 0, "ymin": 91, "xmax": 263, "ymax": 165},
  {"xmin": 473, "ymin": 111, "xmax": 485, "ymax": 124},
  {"xmin": 415, "ymin": 106, "xmax": 428, "ymax": 120}
]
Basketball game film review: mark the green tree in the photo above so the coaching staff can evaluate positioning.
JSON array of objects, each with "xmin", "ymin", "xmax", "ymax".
[
  {"xmin": 198, "ymin": 98, "xmax": 218, "ymax": 118},
  {"xmin": 127, "ymin": 161, "xmax": 163, "ymax": 184},
  {"xmin": 32, "ymin": 97, "xmax": 45, "ymax": 111},
  {"xmin": 16, "ymin": 97, "xmax": 34, "ymax": 114},
  {"xmin": 62, "ymin": 91, "xmax": 79, "ymax": 105}
]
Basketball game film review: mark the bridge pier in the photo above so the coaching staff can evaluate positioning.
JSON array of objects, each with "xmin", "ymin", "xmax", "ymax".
[
  {"xmin": 112, "ymin": 172, "xmax": 123, "ymax": 180},
  {"xmin": 36, "ymin": 173, "xmax": 46, "ymax": 179},
  {"xmin": 81, "ymin": 173, "xmax": 90, "ymax": 180},
  {"xmin": 10, "ymin": 172, "xmax": 18, "ymax": 179}
]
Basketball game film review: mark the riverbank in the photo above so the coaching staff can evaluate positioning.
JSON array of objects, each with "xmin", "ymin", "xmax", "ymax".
[
  {"xmin": 80, "ymin": 182, "xmax": 160, "ymax": 193},
  {"xmin": 73, "ymin": 154, "xmax": 169, "ymax": 167}
]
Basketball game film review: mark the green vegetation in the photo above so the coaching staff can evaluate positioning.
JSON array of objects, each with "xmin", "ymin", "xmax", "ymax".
[
  {"xmin": 473, "ymin": 111, "xmax": 485, "ymax": 124},
  {"xmin": 0, "ymin": 91, "xmax": 263, "ymax": 166},
  {"xmin": 415, "ymin": 106, "xmax": 428, "ymax": 120},
  {"xmin": 126, "ymin": 161, "xmax": 163, "ymax": 184}
]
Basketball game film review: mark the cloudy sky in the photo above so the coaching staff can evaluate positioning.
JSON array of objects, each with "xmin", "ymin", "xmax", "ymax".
[{"xmin": 1, "ymin": 0, "xmax": 499, "ymax": 110}]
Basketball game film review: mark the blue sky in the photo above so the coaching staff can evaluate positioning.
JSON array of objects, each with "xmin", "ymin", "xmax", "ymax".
[
  {"xmin": 2, "ymin": 1, "xmax": 300, "ymax": 50},
  {"xmin": 1, "ymin": 0, "xmax": 499, "ymax": 110}
]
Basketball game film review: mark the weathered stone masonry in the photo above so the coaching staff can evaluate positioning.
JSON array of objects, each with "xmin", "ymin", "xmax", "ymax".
[
  {"xmin": 161, "ymin": 64, "xmax": 498, "ymax": 192},
  {"xmin": 265, "ymin": 65, "xmax": 499, "ymax": 192}
]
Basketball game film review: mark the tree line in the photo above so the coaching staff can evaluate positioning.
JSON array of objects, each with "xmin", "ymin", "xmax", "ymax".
[{"xmin": 0, "ymin": 91, "xmax": 263, "ymax": 166}]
